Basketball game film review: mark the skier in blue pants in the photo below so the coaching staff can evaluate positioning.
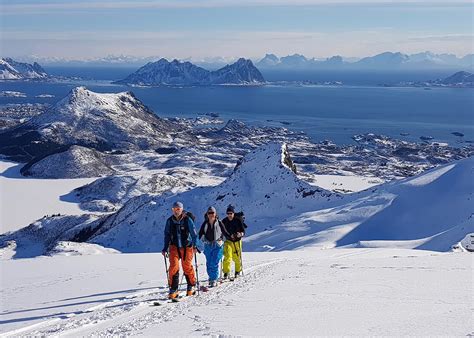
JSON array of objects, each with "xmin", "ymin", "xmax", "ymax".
[{"xmin": 198, "ymin": 206, "xmax": 225, "ymax": 287}]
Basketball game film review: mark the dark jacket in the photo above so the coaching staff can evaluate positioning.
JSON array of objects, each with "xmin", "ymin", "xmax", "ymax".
[
  {"xmin": 221, "ymin": 217, "xmax": 246, "ymax": 242},
  {"xmin": 162, "ymin": 213, "xmax": 198, "ymax": 252}
]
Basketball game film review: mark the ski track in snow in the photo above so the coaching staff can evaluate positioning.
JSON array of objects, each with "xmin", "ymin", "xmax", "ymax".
[{"xmin": 5, "ymin": 258, "xmax": 283, "ymax": 337}]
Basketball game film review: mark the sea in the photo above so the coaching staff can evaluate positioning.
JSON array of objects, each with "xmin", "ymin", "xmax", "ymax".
[{"xmin": 1, "ymin": 66, "xmax": 473, "ymax": 146}]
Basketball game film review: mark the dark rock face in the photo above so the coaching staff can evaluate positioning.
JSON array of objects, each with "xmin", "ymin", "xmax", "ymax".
[
  {"xmin": 210, "ymin": 58, "xmax": 265, "ymax": 84},
  {"xmin": 116, "ymin": 58, "xmax": 210, "ymax": 85}
]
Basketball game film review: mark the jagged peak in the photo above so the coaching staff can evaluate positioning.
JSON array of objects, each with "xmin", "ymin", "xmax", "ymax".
[
  {"xmin": 232, "ymin": 142, "xmax": 297, "ymax": 175},
  {"xmin": 222, "ymin": 119, "xmax": 247, "ymax": 131},
  {"xmin": 66, "ymin": 86, "xmax": 134, "ymax": 102}
]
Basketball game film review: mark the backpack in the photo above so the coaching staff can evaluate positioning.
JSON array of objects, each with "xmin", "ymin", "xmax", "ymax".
[
  {"xmin": 185, "ymin": 211, "xmax": 196, "ymax": 222},
  {"xmin": 234, "ymin": 211, "xmax": 248, "ymax": 229},
  {"xmin": 169, "ymin": 211, "xmax": 196, "ymax": 247}
]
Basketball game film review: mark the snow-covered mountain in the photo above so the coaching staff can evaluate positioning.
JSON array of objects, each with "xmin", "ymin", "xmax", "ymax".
[
  {"xmin": 1, "ymin": 143, "xmax": 473, "ymax": 258},
  {"xmin": 116, "ymin": 58, "xmax": 264, "ymax": 86},
  {"xmin": 0, "ymin": 87, "xmax": 181, "ymax": 162},
  {"xmin": 0, "ymin": 58, "xmax": 48, "ymax": 80},
  {"xmin": 20, "ymin": 145, "xmax": 116, "ymax": 179},
  {"xmin": 87, "ymin": 143, "xmax": 336, "ymax": 252},
  {"xmin": 1, "ymin": 143, "xmax": 338, "ymax": 256},
  {"xmin": 247, "ymin": 155, "xmax": 474, "ymax": 252}
]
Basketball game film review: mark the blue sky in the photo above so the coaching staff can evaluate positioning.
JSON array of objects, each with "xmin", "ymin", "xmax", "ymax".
[{"xmin": 1, "ymin": 0, "xmax": 473, "ymax": 60}]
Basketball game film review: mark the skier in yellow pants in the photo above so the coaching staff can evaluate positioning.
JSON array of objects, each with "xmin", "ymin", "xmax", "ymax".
[
  {"xmin": 223, "ymin": 240, "xmax": 242, "ymax": 276},
  {"xmin": 221, "ymin": 205, "xmax": 246, "ymax": 279}
]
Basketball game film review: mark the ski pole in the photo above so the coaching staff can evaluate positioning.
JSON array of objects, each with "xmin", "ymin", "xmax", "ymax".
[
  {"xmin": 239, "ymin": 241, "xmax": 244, "ymax": 276},
  {"xmin": 220, "ymin": 256, "xmax": 223, "ymax": 281},
  {"xmin": 233, "ymin": 241, "xmax": 244, "ymax": 276},
  {"xmin": 194, "ymin": 249, "xmax": 200, "ymax": 296},
  {"xmin": 163, "ymin": 252, "xmax": 170, "ymax": 288}
]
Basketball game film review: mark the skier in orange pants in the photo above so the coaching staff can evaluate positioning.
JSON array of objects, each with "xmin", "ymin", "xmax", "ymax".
[{"xmin": 162, "ymin": 201, "xmax": 200, "ymax": 299}]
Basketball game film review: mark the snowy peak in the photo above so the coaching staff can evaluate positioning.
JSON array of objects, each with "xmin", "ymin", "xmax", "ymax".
[
  {"xmin": 232, "ymin": 142, "xmax": 297, "ymax": 175},
  {"xmin": 0, "ymin": 87, "xmax": 175, "ymax": 161},
  {"xmin": 0, "ymin": 57, "xmax": 48, "ymax": 80},
  {"xmin": 116, "ymin": 58, "xmax": 265, "ymax": 86},
  {"xmin": 34, "ymin": 86, "xmax": 156, "ymax": 127}
]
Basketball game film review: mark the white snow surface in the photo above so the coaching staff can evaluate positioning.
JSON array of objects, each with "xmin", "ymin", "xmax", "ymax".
[
  {"xmin": 246, "ymin": 154, "xmax": 474, "ymax": 252},
  {"xmin": 0, "ymin": 161, "xmax": 96, "ymax": 233},
  {"xmin": 0, "ymin": 249, "xmax": 472, "ymax": 336},
  {"xmin": 0, "ymin": 142, "xmax": 473, "ymax": 336}
]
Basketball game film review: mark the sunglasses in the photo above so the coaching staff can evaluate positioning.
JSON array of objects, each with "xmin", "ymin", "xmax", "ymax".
[
  {"xmin": 227, "ymin": 212, "xmax": 234, "ymax": 215},
  {"xmin": 207, "ymin": 212, "xmax": 215, "ymax": 214}
]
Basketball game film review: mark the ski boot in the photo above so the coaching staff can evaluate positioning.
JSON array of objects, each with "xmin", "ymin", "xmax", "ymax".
[
  {"xmin": 168, "ymin": 290, "xmax": 179, "ymax": 300},
  {"xmin": 186, "ymin": 285, "xmax": 196, "ymax": 296}
]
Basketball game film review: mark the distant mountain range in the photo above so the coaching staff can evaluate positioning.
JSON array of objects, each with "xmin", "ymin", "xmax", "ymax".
[
  {"xmin": 115, "ymin": 58, "xmax": 265, "ymax": 86},
  {"xmin": 256, "ymin": 52, "xmax": 473, "ymax": 70},
  {"xmin": 0, "ymin": 58, "xmax": 48, "ymax": 80},
  {"xmin": 12, "ymin": 51, "xmax": 474, "ymax": 71}
]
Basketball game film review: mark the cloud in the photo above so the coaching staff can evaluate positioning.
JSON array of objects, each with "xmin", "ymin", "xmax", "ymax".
[
  {"xmin": 406, "ymin": 35, "xmax": 474, "ymax": 42},
  {"xmin": 1, "ymin": 0, "xmax": 472, "ymax": 14}
]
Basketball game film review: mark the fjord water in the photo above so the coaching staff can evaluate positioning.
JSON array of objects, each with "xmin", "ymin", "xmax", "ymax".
[{"xmin": 1, "ymin": 67, "xmax": 472, "ymax": 145}]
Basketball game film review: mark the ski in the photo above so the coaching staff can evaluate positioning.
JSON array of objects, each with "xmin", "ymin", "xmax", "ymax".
[{"xmin": 151, "ymin": 295, "xmax": 183, "ymax": 306}]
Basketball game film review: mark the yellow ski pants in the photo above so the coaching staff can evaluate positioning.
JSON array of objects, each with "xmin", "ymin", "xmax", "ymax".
[{"xmin": 223, "ymin": 240, "xmax": 242, "ymax": 274}]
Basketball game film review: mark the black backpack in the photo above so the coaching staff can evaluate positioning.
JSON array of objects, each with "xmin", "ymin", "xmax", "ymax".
[
  {"xmin": 234, "ymin": 211, "xmax": 248, "ymax": 229},
  {"xmin": 185, "ymin": 211, "xmax": 196, "ymax": 223}
]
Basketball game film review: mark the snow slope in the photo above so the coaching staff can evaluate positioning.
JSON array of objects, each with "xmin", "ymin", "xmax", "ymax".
[
  {"xmin": 0, "ymin": 161, "xmax": 95, "ymax": 233},
  {"xmin": 247, "ymin": 155, "xmax": 474, "ymax": 251},
  {"xmin": 88, "ymin": 143, "xmax": 339, "ymax": 252},
  {"xmin": 0, "ymin": 249, "xmax": 471, "ymax": 336},
  {"xmin": 2, "ymin": 144, "xmax": 472, "ymax": 258}
]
